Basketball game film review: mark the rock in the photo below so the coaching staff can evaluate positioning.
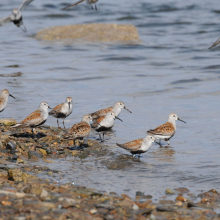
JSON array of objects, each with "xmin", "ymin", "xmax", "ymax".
[
  {"xmin": 156, "ymin": 205, "xmax": 174, "ymax": 212},
  {"xmin": 6, "ymin": 141, "xmax": 17, "ymax": 150},
  {"xmin": 0, "ymin": 118, "xmax": 17, "ymax": 126},
  {"xmin": 8, "ymin": 168, "xmax": 23, "ymax": 181},
  {"xmin": 0, "ymin": 140, "xmax": 3, "ymax": 148},
  {"xmin": 40, "ymin": 189, "xmax": 49, "ymax": 199},
  {"xmin": 135, "ymin": 208, "xmax": 152, "ymax": 215},
  {"xmin": 174, "ymin": 187, "xmax": 189, "ymax": 193},
  {"xmin": 0, "ymin": 170, "xmax": 8, "ymax": 179},
  {"xmin": 35, "ymin": 24, "xmax": 141, "ymax": 43},
  {"xmin": 28, "ymin": 150, "xmax": 44, "ymax": 159},
  {"xmin": 94, "ymin": 203, "xmax": 114, "ymax": 210},
  {"xmin": 30, "ymin": 187, "xmax": 42, "ymax": 195},
  {"xmin": 165, "ymin": 188, "xmax": 175, "ymax": 195}
]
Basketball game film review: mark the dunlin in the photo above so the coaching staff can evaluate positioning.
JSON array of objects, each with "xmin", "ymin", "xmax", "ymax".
[
  {"xmin": 49, "ymin": 97, "xmax": 73, "ymax": 129},
  {"xmin": 209, "ymin": 38, "xmax": 220, "ymax": 49},
  {"xmin": 116, "ymin": 135, "xmax": 155, "ymax": 158},
  {"xmin": 147, "ymin": 113, "xmax": 186, "ymax": 145},
  {"xmin": 13, "ymin": 101, "xmax": 51, "ymax": 137},
  {"xmin": 0, "ymin": 0, "xmax": 34, "ymax": 32},
  {"xmin": 90, "ymin": 101, "xmax": 132, "ymax": 120},
  {"xmin": 92, "ymin": 111, "xmax": 123, "ymax": 142},
  {"xmin": 63, "ymin": 115, "xmax": 93, "ymax": 144},
  {"xmin": 63, "ymin": 0, "xmax": 99, "ymax": 10},
  {"xmin": 0, "ymin": 89, "xmax": 15, "ymax": 113}
]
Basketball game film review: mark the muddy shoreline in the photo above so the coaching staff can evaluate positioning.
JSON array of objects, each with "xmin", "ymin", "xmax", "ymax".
[{"xmin": 0, "ymin": 119, "xmax": 219, "ymax": 219}]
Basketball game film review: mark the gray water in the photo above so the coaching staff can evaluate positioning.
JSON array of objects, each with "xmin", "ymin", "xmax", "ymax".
[{"xmin": 1, "ymin": 0, "xmax": 220, "ymax": 199}]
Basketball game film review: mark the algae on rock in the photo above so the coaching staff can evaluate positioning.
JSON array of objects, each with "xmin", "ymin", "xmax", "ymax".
[{"xmin": 35, "ymin": 23, "xmax": 141, "ymax": 43}]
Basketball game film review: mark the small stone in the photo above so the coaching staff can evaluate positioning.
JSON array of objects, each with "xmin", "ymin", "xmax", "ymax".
[
  {"xmin": 28, "ymin": 150, "xmax": 43, "ymax": 159},
  {"xmin": 1, "ymin": 200, "xmax": 12, "ymax": 206},
  {"xmin": 175, "ymin": 201, "xmax": 183, "ymax": 206},
  {"xmin": 132, "ymin": 203, "xmax": 139, "ymax": 210},
  {"xmin": 165, "ymin": 188, "xmax": 175, "ymax": 195},
  {"xmin": 40, "ymin": 189, "xmax": 49, "ymax": 199},
  {"xmin": 176, "ymin": 196, "xmax": 188, "ymax": 202},
  {"xmin": 8, "ymin": 168, "xmax": 23, "ymax": 181},
  {"xmin": 174, "ymin": 187, "xmax": 189, "ymax": 193},
  {"xmin": 6, "ymin": 141, "xmax": 17, "ymax": 150},
  {"xmin": 90, "ymin": 209, "xmax": 97, "ymax": 214},
  {"xmin": 0, "ymin": 118, "xmax": 17, "ymax": 126},
  {"xmin": 39, "ymin": 148, "xmax": 47, "ymax": 155},
  {"xmin": 0, "ymin": 170, "xmax": 8, "ymax": 179},
  {"xmin": 209, "ymin": 189, "xmax": 218, "ymax": 194}
]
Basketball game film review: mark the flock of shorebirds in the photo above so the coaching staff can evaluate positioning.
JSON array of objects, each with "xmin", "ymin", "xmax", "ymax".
[
  {"xmin": 1, "ymin": 0, "xmax": 219, "ymax": 157},
  {"xmin": 0, "ymin": 89, "xmax": 186, "ymax": 158},
  {"xmin": 0, "ymin": 0, "xmax": 219, "ymax": 48}
]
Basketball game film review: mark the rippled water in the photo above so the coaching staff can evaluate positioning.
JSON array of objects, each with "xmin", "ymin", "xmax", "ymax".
[{"xmin": 1, "ymin": 0, "xmax": 220, "ymax": 199}]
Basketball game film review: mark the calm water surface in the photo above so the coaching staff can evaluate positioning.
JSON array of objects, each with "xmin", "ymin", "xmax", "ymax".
[{"xmin": 1, "ymin": 0, "xmax": 220, "ymax": 199}]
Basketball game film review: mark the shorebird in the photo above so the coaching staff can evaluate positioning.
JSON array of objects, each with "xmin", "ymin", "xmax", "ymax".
[
  {"xmin": 0, "ymin": 0, "xmax": 34, "ymax": 32},
  {"xmin": 49, "ymin": 97, "xmax": 73, "ymax": 129},
  {"xmin": 63, "ymin": 0, "xmax": 99, "ymax": 10},
  {"xmin": 92, "ymin": 111, "xmax": 123, "ymax": 142},
  {"xmin": 0, "ymin": 89, "xmax": 15, "ymax": 113},
  {"xmin": 147, "ymin": 113, "xmax": 186, "ymax": 145},
  {"xmin": 116, "ymin": 135, "xmax": 155, "ymax": 158},
  {"xmin": 209, "ymin": 38, "xmax": 220, "ymax": 49},
  {"xmin": 63, "ymin": 114, "xmax": 93, "ymax": 144},
  {"xmin": 90, "ymin": 101, "xmax": 132, "ymax": 120},
  {"xmin": 13, "ymin": 101, "xmax": 51, "ymax": 138}
]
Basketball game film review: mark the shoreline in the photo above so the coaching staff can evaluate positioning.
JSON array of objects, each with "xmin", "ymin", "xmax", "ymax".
[{"xmin": 0, "ymin": 119, "xmax": 219, "ymax": 219}]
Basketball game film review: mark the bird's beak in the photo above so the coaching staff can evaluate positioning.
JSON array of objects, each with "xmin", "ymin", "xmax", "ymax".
[
  {"xmin": 9, "ymin": 94, "xmax": 15, "ymax": 99},
  {"xmin": 48, "ymin": 106, "xmax": 52, "ymax": 110},
  {"xmin": 124, "ymin": 106, "xmax": 132, "ymax": 113},
  {"xmin": 178, "ymin": 118, "xmax": 186, "ymax": 123},
  {"xmin": 115, "ymin": 116, "xmax": 123, "ymax": 122},
  {"xmin": 19, "ymin": 21, "xmax": 27, "ymax": 33},
  {"xmin": 68, "ymin": 102, "xmax": 71, "ymax": 110}
]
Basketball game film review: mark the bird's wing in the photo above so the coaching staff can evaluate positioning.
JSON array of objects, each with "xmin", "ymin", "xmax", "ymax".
[
  {"xmin": 91, "ymin": 116, "xmax": 105, "ymax": 128},
  {"xmin": 91, "ymin": 107, "xmax": 113, "ymax": 119},
  {"xmin": 209, "ymin": 38, "xmax": 220, "ymax": 49},
  {"xmin": 147, "ymin": 122, "xmax": 174, "ymax": 136},
  {"xmin": 64, "ymin": 122, "xmax": 90, "ymax": 139},
  {"xmin": 116, "ymin": 138, "xmax": 143, "ymax": 151},
  {"xmin": 18, "ymin": 0, "xmax": 34, "ymax": 12},
  {"xmin": 49, "ymin": 103, "xmax": 63, "ymax": 115},
  {"xmin": 0, "ymin": 16, "xmax": 11, "ymax": 26},
  {"xmin": 21, "ymin": 110, "xmax": 42, "ymax": 124},
  {"xmin": 63, "ymin": 0, "xmax": 86, "ymax": 10}
]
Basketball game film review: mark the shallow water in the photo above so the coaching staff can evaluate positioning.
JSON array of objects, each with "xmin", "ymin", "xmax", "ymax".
[{"xmin": 1, "ymin": 0, "xmax": 220, "ymax": 199}]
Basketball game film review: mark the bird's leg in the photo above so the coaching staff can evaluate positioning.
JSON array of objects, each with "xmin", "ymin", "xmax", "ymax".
[
  {"xmin": 167, "ymin": 140, "xmax": 170, "ymax": 145},
  {"xmin": 98, "ymin": 132, "xmax": 102, "ymax": 142},
  {"xmin": 32, "ymin": 128, "xmax": 35, "ymax": 138},
  {"xmin": 57, "ymin": 119, "xmax": 60, "ymax": 128},
  {"xmin": 102, "ymin": 133, "xmax": 105, "ymax": 142},
  {"xmin": 95, "ymin": 4, "xmax": 97, "ymax": 10},
  {"xmin": 63, "ymin": 120, "xmax": 66, "ymax": 129},
  {"xmin": 32, "ymin": 128, "xmax": 38, "ymax": 143},
  {"xmin": 91, "ymin": 5, "xmax": 94, "ymax": 10}
]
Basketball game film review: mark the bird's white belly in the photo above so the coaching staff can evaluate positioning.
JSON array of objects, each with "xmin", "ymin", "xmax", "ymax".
[{"xmin": 153, "ymin": 135, "xmax": 171, "ymax": 140}]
